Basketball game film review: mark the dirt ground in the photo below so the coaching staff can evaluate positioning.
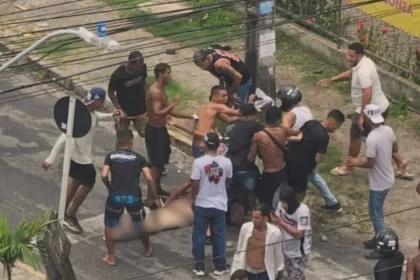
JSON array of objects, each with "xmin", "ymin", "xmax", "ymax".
[{"xmin": 2, "ymin": 0, "xmax": 420, "ymax": 256}]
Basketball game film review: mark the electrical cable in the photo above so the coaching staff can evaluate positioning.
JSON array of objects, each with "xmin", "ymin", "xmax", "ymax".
[
  {"xmin": 1, "ymin": 0, "xmax": 407, "ymax": 79},
  {"xmin": 121, "ymin": 204, "xmax": 420, "ymax": 280},
  {"xmin": 0, "ymin": 0, "xmax": 406, "ymax": 95}
]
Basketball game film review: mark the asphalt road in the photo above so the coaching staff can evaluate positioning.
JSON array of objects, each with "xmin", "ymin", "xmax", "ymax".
[{"xmin": 0, "ymin": 73, "xmax": 386, "ymax": 280}]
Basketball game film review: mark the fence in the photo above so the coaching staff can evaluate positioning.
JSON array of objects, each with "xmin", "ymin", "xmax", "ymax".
[{"xmin": 276, "ymin": 0, "xmax": 420, "ymax": 85}]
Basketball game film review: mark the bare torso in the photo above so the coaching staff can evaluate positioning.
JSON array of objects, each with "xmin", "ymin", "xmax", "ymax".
[
  {"xmin": 246, "ymin": 228, "xmax": 267, "ymax": 271},
  {"xmin": 255, "ymin": 127, "xmax": 287, "ymax": 173},
  {"xmin": 146, "ymin": 83, "xmax": 168, "ymax": 127},
  {"xmin": 411, "ymin": 254, "xmax": 420, "ymax": 280},
  {"xmin": 192, "ymin": 103, "xmax": 219, "ymax": 146}
]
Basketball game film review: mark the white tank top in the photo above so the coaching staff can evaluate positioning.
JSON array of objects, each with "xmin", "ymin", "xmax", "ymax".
[{"xmin": 291, "ymin": 106, "xmax": 313, "ymax": 130}]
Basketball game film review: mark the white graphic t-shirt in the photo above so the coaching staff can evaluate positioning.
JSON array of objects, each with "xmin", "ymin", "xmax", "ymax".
[
  {"xmin": 190, "ymin": 154, "xmax": 233, "ymax": 212},
  {"xmin": 276, "ymin": 203, "xmax": 312, "ymax": 258}
]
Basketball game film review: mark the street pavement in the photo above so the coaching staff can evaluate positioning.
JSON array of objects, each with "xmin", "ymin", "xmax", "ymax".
[{"xmin": 0, "ymin": 74, "xmax": 384, "ymax": 279}]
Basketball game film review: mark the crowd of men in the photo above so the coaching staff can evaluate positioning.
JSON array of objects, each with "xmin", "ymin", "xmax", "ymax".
[{"xmin": 40, "ymin": 42, "xmax": 420, "ymax": 279}]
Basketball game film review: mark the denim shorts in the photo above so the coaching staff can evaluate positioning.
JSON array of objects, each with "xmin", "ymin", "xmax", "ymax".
[
  {"xmin": 228, "ymin": 169, "xmax": 260, "ymax": 203},
  {"xmin": 192, "ymin": 144, "xmax": 206, "ymax": 159}
]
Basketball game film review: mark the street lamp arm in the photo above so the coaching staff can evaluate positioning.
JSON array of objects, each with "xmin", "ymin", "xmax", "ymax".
[{"xmin": 0, "ymin": 30, "xmax": 82, "ymax": 72}]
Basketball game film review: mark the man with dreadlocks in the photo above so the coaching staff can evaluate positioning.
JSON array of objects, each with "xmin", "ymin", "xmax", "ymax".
[
  {"xmin": 193, "ymin": 47, "xmax": 252, "ymax": 107},
  {"xmin": 231, "ymin": 203, "xmax": 284, "ymax": 280}
]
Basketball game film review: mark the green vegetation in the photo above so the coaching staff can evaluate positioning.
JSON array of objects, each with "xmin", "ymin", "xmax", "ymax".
[
  {"xmin": 0, "ymin": 211, "xmax": 52, "ymax": 280},
  {"xmin": 389, "ymin": 95, "xmax": 410, "ymax": 119}
]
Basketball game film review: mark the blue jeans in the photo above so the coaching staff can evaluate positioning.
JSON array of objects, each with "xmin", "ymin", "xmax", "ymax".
[
  {"xmin": 192, "ymin": 206, "xmax": 227, "ymax": 270},
  {"xmin": 192, "ymin": 144, "xmax": 206, "ymax": 159},
  {"xmin": 247, "ymin": 271, "xmax": 270, "ymax": 280},
  {"xmin": 227, "ymin": 78, "xmax": 252, "ymax": 105},
  {"xmin": 228, "ymin": 169, "xmax": 260, "ymax": 204},
  {"xmin": 368, "ymin": 189, "xmax": 390, "ymax": 234},
  {"xmin": 307, "ymin": 168, "xmax": 337, "ymax": 206}
]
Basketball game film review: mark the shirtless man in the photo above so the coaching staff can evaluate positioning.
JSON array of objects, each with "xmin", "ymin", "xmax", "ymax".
[
  {"xmin": 231, "ymin": 203, "xmax": 284, "ymax": 280},
  {"xmin": 248, "ymin": 106, "xmax": 288, "ymax": 210},
  {"xmin": 192, "ymin": 85, "xmax": 240, "ymax": 158},
  {"xmin": 406, "ymin": 238, "xmax": 420, "ymax": 280},
  {"xmin": 145, "ymin": 63, "xmax": 195, "ymax": 200}
]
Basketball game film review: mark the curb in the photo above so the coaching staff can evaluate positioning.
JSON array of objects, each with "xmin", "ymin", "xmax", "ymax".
[{"xmin": 15, "ymin": 262, "xmax": 46, "ymax": 279}]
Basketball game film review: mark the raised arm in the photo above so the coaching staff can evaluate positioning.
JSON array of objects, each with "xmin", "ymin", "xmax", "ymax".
[{"xmin": 44, "ymin": 133, "xmax": 66, "ymax": 165}]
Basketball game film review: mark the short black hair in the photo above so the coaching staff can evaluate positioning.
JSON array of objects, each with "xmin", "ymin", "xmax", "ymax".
[
  {"xmin": 154, "ymin": 63, "xmax": 171, "ymax": 78},
  {"xmin": 348, "ymin": 42, "xmax": 364, "ymax": 55},
  {"xmin": 116, "ymin": 129, "xmax": 134, "ymax": 146},
  {"xmin": 209, "ymin": 85, "xmax": 225, "ymax": 101},
  {"xmin": 230, "ymin": 269, "xmax": 248, "ymax": 280},
  {"xmin": 265, "ymin": 106, "xmax": 281, "ymax": 125},
  {"xmin": 254, "ymin": 204, "xmax": 270, "ymax": 217},
  {"xmin": 327, "ymin": 109, "xmax": 345, "ymax": 123},
  {"xmin": 128, "ymin": 51, "xmax": 143, "ymax": 64}
]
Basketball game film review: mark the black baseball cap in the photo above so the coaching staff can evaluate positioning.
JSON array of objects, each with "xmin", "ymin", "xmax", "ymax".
[
  {"xmin": 240, "ymin": 103, "xmax": 260, "ymax": 116},
  {"xmin": 204, "ymin": 132, "xmax": 220, "ymax": 148}
]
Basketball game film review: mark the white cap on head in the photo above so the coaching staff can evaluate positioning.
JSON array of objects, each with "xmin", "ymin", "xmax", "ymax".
[{"xmin": 363, "ymin": 104, "xmax": 384, "ymax": 124}]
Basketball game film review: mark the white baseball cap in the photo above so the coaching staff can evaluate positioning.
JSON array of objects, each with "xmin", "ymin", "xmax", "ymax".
[{"xmin": 363, "ymin": 104, "xmax": 384, "ymax": 124}]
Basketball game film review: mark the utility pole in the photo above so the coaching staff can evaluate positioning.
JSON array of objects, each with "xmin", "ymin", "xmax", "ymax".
[{"xmin": 245, "ymin": 0, "xmax": 277, "ymax": 99}]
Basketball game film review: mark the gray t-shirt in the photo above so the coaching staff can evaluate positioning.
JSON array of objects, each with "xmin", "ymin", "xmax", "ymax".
[{"xmin": 365, "ymin": 125, "xmax": 395, "ymax": 191}]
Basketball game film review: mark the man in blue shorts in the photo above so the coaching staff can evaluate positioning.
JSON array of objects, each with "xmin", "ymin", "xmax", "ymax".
[{"xmin": 101, "ymin": 129, "xmax": 160, "ymax": 266}]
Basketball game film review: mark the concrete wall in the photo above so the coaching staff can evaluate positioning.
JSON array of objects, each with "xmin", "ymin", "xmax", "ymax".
[{"xmin": 274, "ymin": 17, "xmax": 420, "ymax": 111}]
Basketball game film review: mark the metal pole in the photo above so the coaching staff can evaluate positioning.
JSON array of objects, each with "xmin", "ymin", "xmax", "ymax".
[
  {"xmin": 256, "ymin": 0, "xmax": 277, "ymax": 99},
  {"xmin": 58, "ymin": 97, "xmax": 76, "ymax": 225},
  {"xmin": 0, "ymin": 30, "xmax": 81, "ymax": 72},
  {"xmin": 245, "ymin": 0, "xmax": 259, "ymax": 93},
  {"xmin": 336, "ymin": 0, "xmax": 342, "ymax": 49}
]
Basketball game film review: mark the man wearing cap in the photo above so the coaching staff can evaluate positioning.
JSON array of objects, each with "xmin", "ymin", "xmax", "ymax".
[
  {"xmin": 192, "ymin": 85, "xmax": 240, "ymax": 158},
  {"xmin": 226, "ymin": 103, "xmax": 263, "ymax": 215},
  {"xmin": 191, "ymin": 132, "xmax": 233, "ymax": 276},
  {"xmin": 347, "ymin": 104, "xmax": 398, "ymax": 259},
  {"xmin": 108, "ymin": 51, "xmax": 148, "ymax": 148},
  {"xmin": 42, "ymin": 88, "xmax": 121, "ymax": 233}
]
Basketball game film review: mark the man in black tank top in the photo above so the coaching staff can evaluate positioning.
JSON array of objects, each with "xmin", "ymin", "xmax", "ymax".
[{"xmin": 193, "ymin": 48, "xmax": 252, "ymax": 108}]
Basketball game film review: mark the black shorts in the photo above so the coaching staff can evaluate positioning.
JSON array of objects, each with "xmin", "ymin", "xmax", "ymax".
[
  {"xmin": 145, "ymin": 123, "xmax": 171, "ymax": 167},
  {"xmin": 69, "ymin": 160, "xmax": 96, "ymax": 187},
  {"xmin": 350, "ymin": 108, "xmax": 389, "ymax": 139},
  {"xmin": 257, "ymin": 168, "xmax": 288, "ymax": 207},
  {"xmin": 104, "ymin": 195, "xmax": 144, "ymax": 228}
]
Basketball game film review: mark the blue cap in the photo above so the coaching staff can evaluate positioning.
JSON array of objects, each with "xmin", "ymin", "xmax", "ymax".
[{"xmin": 83, "ymin": 87, "xmax": 106, "ymax": 105}]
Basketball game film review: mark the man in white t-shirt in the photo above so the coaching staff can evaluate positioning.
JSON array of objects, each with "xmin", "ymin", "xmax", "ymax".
[
  {"xmin": 347, "ymin": 104, "xmax": 396, "ymax": 260},
  {"xmin": 271, "ymin": 187, "xmax": 311, "ymax": 280},
  {"xmin": 42, "ymin": 88, "xmax": 121, "ymax": 233},
  {"xmin": 318, "ymin": 42, "xmax": 411, "ymax": 180},
  {"xmin": 190, "ymin": 132, "xmax": 233, "ymax": 277}
]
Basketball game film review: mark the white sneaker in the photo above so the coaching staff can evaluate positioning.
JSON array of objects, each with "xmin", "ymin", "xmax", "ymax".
[{"xmin": 214, "ymin": 265, "xmax": 231, "ymax": 276}]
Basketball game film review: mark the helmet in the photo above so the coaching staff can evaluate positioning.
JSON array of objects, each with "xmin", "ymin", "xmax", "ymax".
[
  {"xmin": 277, "ymin": 85, "xmax": 303, "ymax": 111},
  {"xmin": 376, "ymin": 228, "xmax": 399, "ymax": 253}
]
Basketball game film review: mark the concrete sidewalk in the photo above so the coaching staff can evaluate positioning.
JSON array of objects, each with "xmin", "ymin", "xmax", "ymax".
[{"xmin": 0, "ymin": 263, "xmax": 45, "ymax": 280}]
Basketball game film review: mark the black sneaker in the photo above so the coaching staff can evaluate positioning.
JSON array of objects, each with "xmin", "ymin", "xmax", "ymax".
[
  {"xmin": 365, "ymin": 249, "xmax": 380, "ymax": 259},
  {"xmin": 192, "ymin": 266, "xmax": 205, "ymax": 276},
  {"xmin": 158, "ymin": 188, "xmax": 170, "ymax": 197},
  {"xmin": 214, "ymin": 265, "xmax": 231, "ymax": 276},
  {"xmin": 363, "ymin": 238, "xmax": 376, "ymax": 249},
  {"xmin": 64, "ymin": 214, "xmax": 83, "ymax": 233},
  {"xmin": 322, "ymin": 202, "xmax": 342, "ymax": 212},
  {"xmin": 205, "ymin": 236, "xmax": 212, "ymax": 246}
]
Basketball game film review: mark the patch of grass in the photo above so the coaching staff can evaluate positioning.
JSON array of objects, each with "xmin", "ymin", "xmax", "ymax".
[
  {"xmin": 318, "ymin": 144, "xmax": 342, "ymax": 175},
  {"xmin": 146, "ymin": 76, "xmax": 199, "ymax": 111},
  {"xmin": 146, "ymin": 0, "xmax": 243, "ymax": 47},
  {"xmin": 389, "ymin": 94, "xmax": 410, "ymax": 119},
  {"xmin": 23, "ymin": 35, "xmax": 90, "ymax": 59},
  {"xmin": 276, "ymin": 36, "xmax": 351, "ymax": 95}
]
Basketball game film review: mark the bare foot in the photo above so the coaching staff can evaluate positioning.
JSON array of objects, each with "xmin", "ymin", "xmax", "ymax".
[
  {"xmin": 103, "ymin": 255, "xmax": 116, "ymax": 266},
  {"xmin": 396, "ymin": 161, "xmax": 408, "ymax": 176},
  {"xmin": 144, "ymin": 248, "xmax": 152, "ymax": 257},
  {"xmin": 331, "ymin": 166, "xmax": 354, "ymax": 176}
]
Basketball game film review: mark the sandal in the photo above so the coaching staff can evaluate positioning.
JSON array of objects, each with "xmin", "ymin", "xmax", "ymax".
[{"xmin": 330, "ymin": 166, "xmax": 354, "ymax": 176}]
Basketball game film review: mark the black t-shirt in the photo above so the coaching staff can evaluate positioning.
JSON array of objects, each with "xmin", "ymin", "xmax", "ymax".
[
  {"xmin": 374, "ymin": 251, "xmax": 404, "ymax": 280},
  {"xmin": 104, "ymin": 149, "xmax": 148, "ymax": 196},
  {"xmin": 108, "ymin": 64, "xmax": 148, "ymax": 117},
  {"xmin": 287, "ymin": 120, "xmax": 329, "ymax": 173},
  {"xmin": 226, "ymin": 121, "xmax": 264, "ymax": 171}
]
